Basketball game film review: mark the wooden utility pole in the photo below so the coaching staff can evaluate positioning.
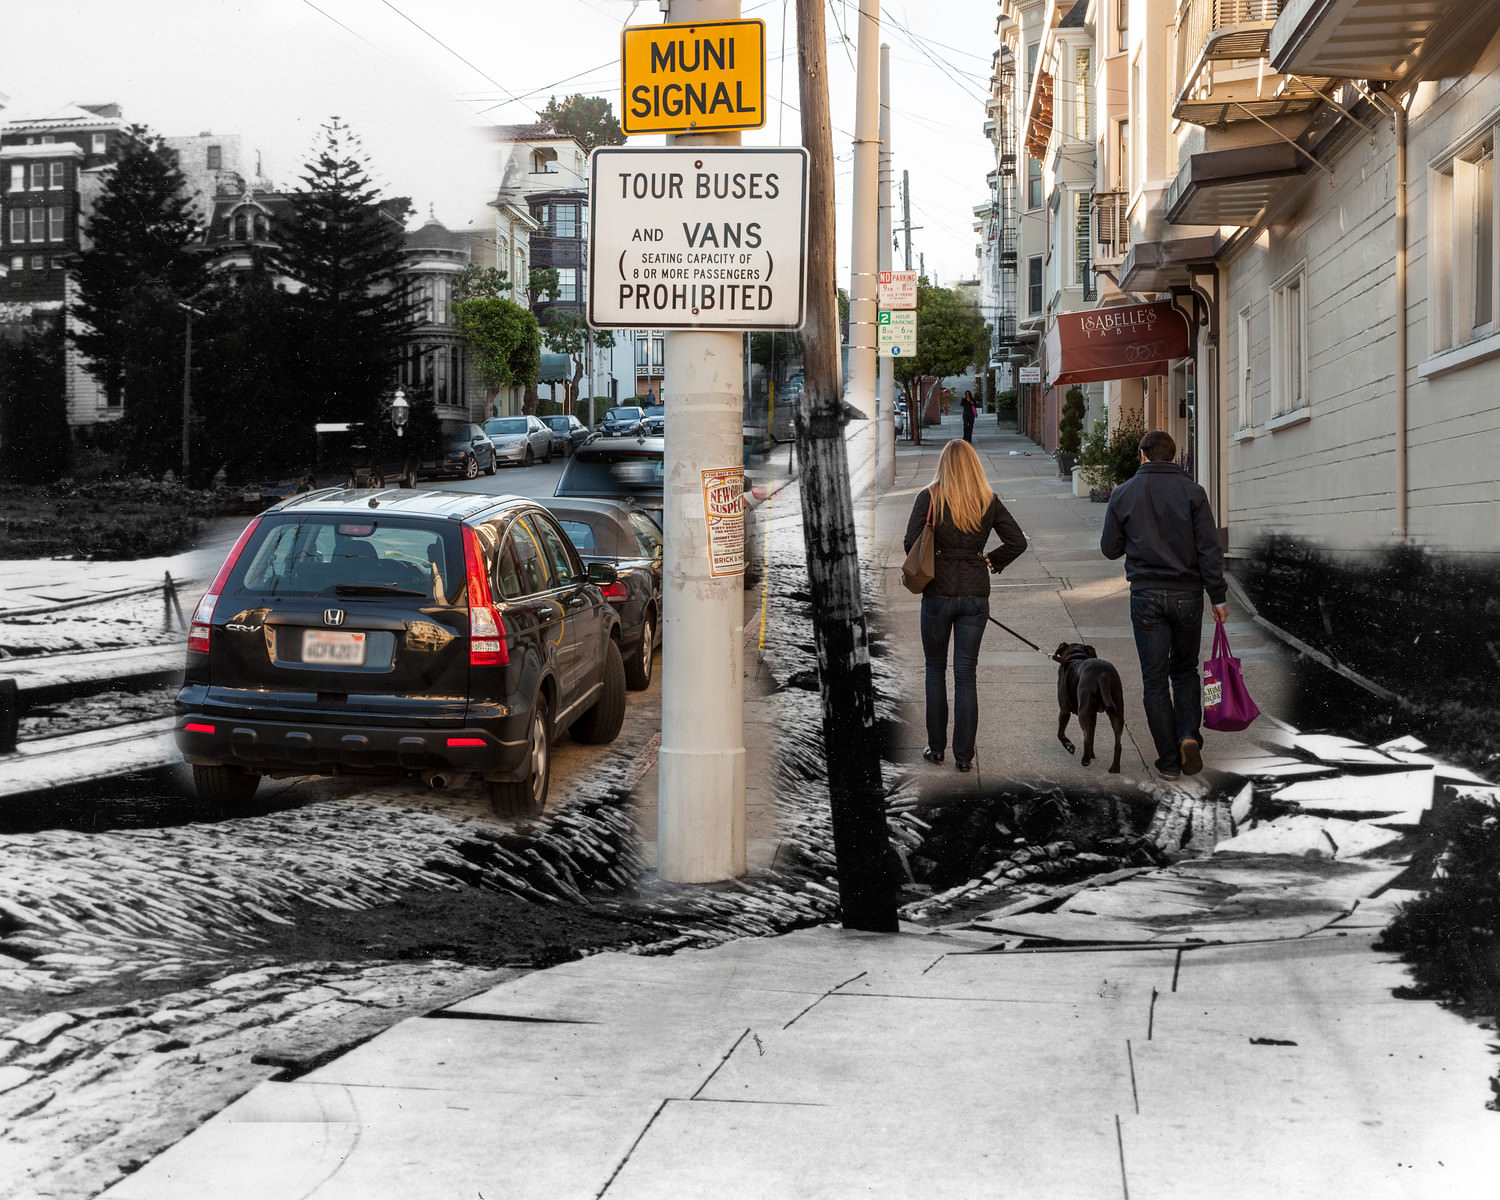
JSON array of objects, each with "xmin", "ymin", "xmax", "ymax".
[{"xmin": 793, "ymin": 0, "xmax": 898, "ymax": 932}]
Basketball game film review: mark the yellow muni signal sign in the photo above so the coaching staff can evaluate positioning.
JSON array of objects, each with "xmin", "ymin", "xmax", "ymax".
[{"xmin": 620, "ymin": 19, "xmax": 766, "ymax": 136}]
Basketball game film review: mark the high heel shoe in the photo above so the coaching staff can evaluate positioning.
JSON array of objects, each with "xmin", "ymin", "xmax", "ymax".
[{"xmin": 922, "ymin": 747, "xmax": 945, "ymax": 764}]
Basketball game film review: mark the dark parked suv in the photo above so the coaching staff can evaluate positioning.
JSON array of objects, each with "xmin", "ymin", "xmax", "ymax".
[{"xmin": 174, "ymin": 489, "xmax": 627, "ymax": 817}]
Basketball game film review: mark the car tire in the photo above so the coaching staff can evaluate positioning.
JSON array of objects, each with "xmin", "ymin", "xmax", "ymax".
[
  {"xmin": 544, "ymin": 444, "xmax": 554, "ymax": 463},
  {"xmin": 490, "ymin": 695, "xmax": 550, "ymax": 818},
  {"xmin": 524, "ymin": 446, "xmax": 535, "ymax": 467},
  {"xmin": 625, "ymin": 611, "xmax": 654, "ymax": 691},
  {"xmin": 463, "ymin": 453, "xmax": 479, "ymax": 480},
  {"xmin": 192, "ymin": 764, "xmax": 261, "ymax": 804},
  {"xmin": 570, "ymin": 639, "xmax": 627, "ymax": 744},
  {"xmin": 485, "ymin": 453, "xmax": 497, "ymax": 476}
]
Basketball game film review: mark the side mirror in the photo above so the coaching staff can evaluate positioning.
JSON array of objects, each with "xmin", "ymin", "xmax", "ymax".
[{"xmin": 587, "ymin": 562, "xmax": 618, "ymax": 586}]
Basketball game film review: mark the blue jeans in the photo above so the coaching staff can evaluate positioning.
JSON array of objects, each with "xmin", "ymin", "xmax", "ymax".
[
  {"xmin": 920, "ymin": 594, "xmax": 989, "ymax": 764},
  {"xmin": 1129, "ymin": 589, "xmax": 1204, "ymax": 774}
]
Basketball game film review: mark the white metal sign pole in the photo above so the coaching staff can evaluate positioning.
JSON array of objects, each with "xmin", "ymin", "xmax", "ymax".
[
  {"xmin": 847, "ymin": 0, "xmax": 881, "ymax": 508},
  {"xmin": 876, "ymin": 43, "xmax": 896, "ymax": 489},
  {"xmin": 659, "ymin": 0, "xmax": 747, "ymax": 883}
]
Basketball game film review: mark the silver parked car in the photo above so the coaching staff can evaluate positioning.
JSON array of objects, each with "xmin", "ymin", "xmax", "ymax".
[{"xmin": 484, "ymin": 415, "xmax": 555, "ymax": 466}]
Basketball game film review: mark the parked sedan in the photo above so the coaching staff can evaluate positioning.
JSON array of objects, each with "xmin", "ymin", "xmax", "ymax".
[
  {"xmin": 419, "ymin": 424, "xmax": 496, "ymax": 480},
  {"xmin": 599, "ymin": 406, "xmax": 646, "ymax": 437},
  {"xmin": 542, "ymin": 414, "xmax": 590, "ymax": 457},
  {"xmin": 641, "ymin": 404, "xmax": 666, "ymax": 437},
  {"xmin": 484, "ymin": 415, "xmax": 554, "ymax": 466},
  {"xmin": 538, "ymin": 497, "xmax": 663, "ymax": 690}
]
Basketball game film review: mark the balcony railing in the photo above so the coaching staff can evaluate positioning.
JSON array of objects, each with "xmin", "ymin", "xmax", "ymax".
[
  {"xmin": 1093, "ymin": 191, "xmax": 1131, "ymax": 265},
  {"xmin": 1174, "ymin": 0, "xmax": 1333, "ymax": 125}
]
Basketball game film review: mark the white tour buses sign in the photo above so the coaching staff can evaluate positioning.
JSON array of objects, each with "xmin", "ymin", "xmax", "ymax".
[{"xmin": 588, "ymin": 146, "xmax": 808, "ymax": 331}]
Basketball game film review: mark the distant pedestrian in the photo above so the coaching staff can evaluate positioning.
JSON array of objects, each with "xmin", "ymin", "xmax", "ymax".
[
  {"xmin": 904, "ymin": 439, "xmax": 1028, "ymax": 773},
  {"xmin": 1100, "ymin": 429, "xmax": 1229, "ymax": 781},
  {"xmin": 961, "ymin": 391, "xmax": 977, "ymax": 443}
]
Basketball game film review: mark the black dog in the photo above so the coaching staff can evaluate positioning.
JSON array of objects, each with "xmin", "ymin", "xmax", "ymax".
[{"xmin": 1053, "ymin": 643, "xmax": 1125, "ymax": 774}]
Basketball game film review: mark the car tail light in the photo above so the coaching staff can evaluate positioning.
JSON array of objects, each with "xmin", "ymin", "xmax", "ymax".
[
  {"xmin": 183, "ymin": 722, "xmax": 216, "ymax": 734},
  {"xmin": 462, "ymin": 525, "xmax": 509, "ymax": 667},
  {"xmin": 446, "ymin": 737, "xmax": 486, "ymax": 748},
  {"xmin": 600, "ymin": 580, "xmax": 628, "ymax": 603},
  {"xmin": 188, "ymin": 517, "xmax": 262, "ymax": 655}
]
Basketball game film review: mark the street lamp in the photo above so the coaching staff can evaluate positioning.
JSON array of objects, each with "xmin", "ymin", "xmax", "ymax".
[
  {"xmin": 178, "ymin": 301, "xmax": 205, "ymax": 481},
  {"xmin": 390, "ymin": 387, "xmax": 410, "ymax": 437}
]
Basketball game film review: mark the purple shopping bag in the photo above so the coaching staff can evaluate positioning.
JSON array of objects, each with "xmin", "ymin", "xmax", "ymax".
[{"xmin": 1203, "ymin": 622, "xmax": 1259, "ymax": 732}]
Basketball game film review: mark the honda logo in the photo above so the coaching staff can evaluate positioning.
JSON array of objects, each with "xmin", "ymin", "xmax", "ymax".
[{"xmin": 323, "ymin": 609, "xmax": 346, "ymax": 627}]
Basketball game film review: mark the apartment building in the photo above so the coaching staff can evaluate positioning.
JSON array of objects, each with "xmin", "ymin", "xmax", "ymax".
[{"xmin": 987, "ymin": 0, "xmax": 1500, "ymax": 555}]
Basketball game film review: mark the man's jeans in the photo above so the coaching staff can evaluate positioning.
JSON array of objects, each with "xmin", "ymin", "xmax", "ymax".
[
  {"xmin": 920, "ymin": 594, "xmax": 989, "ymax": 765},
  {"xmin": 1129, "ymin": 589, "xmax": 1204, "ymax": 775}
]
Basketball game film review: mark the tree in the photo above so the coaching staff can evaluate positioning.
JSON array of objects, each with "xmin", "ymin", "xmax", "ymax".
[
  {"xmin": 749, "ymin": 331, "xmax": 804, "ymax": 374},
  {"xmin": 539, "ymin": 94, "xmax": 626, "ymax": 152},
  {"xmin": 193, "ymin": 260, "xmax": 308, "ymax": 479},
  {"xmin": 0, "ymin": 316, "xmax": 70, "ymax": 484},
  {"xmin": 72, "ymin": 124, "xmax": 205, "ymax": 474},
  {"xmin": 541, "ymin": 309, "xmax": 616, "ymax": 415},
  {"xmin": 272, "ymin": 118, "xmax": 412, "ymax": 431},
  {"xmin": 452, "ymin": 265, "xmax": 542, "ymax": 415},
  {"xmin": 892, "ymin": 282, "xmax": 988, "ymax": 413}
]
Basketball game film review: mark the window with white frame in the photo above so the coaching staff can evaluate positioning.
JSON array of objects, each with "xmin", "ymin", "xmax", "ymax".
[
  {"xmin": 29, "ymin": 163, "xmax": 45, "ymax": 189},
  {"xmin": 8, "ymin": 210, "xmax": 24, "ymax": 243},
  {"xmin": 8, "ymin": 165, "xmax": 22, "ymax": 192},
  {"xmin": 48, "ymin": 206, "xmax": 64, "ymax": 242},
  {"xmin": 555, "ymin": 267, "xmax": 577, "ymax": 302},
  {"xmin": 1117, "ymin": 0, "xmax": 1129, "ymax": 53},
  {"xmin": 1072, "ymin": 47, "xmax": 1092, "ymax": 141},
  {"xmin": 1116, "ymin": 120, "xmax": 1130, "ymax": 192},
  {"xmin": 91, "ymin": 133, "xmax": 106, "ymax": 154},
  {"xmin": 49, "ymin": 162, "xmax": 64, "ymax": 189},
  {"xmin": 1236, "ymin": 305, "xmax": 1254, "ymax": 429},
  {"xmin": 29, "ymin": 209, "xmax": 45, "ymax": 243},
  {"xmin": 1027, "ymin": 157, "xmax": 1043, "ymax": 209},
  {"xmin": 1027, "ymin": 255, "xmax": 1043, "ymax": 313},
  {"xmin": 1430, "ymin": 133, "xmax": 1496, "ymax": 352},
  {"xmin": 1270, "ymin": 265, "xmax": 1308, "ymax": 420}
]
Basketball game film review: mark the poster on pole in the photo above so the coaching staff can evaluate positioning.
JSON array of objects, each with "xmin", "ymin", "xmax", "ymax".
[
  {"xmin": 877, "ymin": 309, "xmax": 917, "ymax": 357},
  {"xmin": 589, "ymin": 146, "xmax": 808, "ymax": 331},
  {"xmin": 701, "ymin": 467, "xmax": 745, "ymax": 576}
]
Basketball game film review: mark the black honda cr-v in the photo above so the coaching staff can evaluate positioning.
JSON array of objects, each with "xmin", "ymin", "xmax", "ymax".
[{"xmin": 174, "ymin": 489, "xmax": 627, "ymax": 816}]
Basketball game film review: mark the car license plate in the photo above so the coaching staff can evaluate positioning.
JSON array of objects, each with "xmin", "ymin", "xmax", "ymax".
[{"xmin": 303, "ymin": 630, "xmax": 367, "ymax": 665}]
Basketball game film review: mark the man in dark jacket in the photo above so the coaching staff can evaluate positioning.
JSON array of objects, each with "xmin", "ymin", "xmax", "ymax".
[{"xmin": 1100, "ymin": 429, "xmax": 1228, "ymax": 781}]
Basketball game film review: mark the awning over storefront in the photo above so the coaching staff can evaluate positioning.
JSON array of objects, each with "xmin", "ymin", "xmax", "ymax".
[
  {"xmin": 1044, "ymin": 301, "xmax": 1191, "ymax": 387},
  {"xmin": 538, "ymin": 352, "xmax": 571, "ymax": 383}
]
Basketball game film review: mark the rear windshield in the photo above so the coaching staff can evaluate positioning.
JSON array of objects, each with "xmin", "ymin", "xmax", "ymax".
[
  {"xmin": 486, "ymin": 418, "xmax": 526, "ymax": 436},
  {"xmin": 229, "ymin": 516, "xmax": 464, "ymax": 603},
  {"xmin": 558, "ymin": 453, "xmax": 664, "ymax": 499}
]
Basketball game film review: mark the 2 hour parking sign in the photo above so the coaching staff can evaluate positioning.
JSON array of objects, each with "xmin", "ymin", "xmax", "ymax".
[{"xmin": 588, "ymin": 146, "xmax": 809, "ymax": 331}]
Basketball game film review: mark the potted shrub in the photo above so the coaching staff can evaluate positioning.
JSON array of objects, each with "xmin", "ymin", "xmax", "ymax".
[
  {"xmin": 1056, "ymin": 386, "xmax": 1085, "ymax": 476},
  {"xmin": 1078, "ymin": 412, "xmax": 1146, "ymax": 501}
]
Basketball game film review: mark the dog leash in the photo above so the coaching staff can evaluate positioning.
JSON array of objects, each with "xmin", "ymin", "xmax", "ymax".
[{"xmin": 985, "ymin": 614, "xmax": 1053, "ymax": 658}]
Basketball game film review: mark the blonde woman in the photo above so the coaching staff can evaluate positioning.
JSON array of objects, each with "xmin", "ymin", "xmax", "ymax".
[{"xmin": 903, "ymin": 440, "xmax": 1027, "ymax": 772}]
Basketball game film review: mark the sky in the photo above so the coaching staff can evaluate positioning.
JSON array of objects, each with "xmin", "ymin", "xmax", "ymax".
[{"xmin": 0, "ymin": 0, "xmax": 1000, "ymax": 288}]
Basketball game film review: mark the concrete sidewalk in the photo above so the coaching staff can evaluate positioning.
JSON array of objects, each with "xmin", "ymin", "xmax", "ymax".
[
  {"xmin": 879, "ymin": 410, "xmax": 1293, "ymax": 792},
  {"xmin": 93, "ymin": 414, "xmax": 1500, "ymax": 1199}
]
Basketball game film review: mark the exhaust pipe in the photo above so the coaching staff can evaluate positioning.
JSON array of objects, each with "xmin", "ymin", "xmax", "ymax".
[{"xmin": 424, "ymin": 771, "xmax": 450, "ymax": 790}]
